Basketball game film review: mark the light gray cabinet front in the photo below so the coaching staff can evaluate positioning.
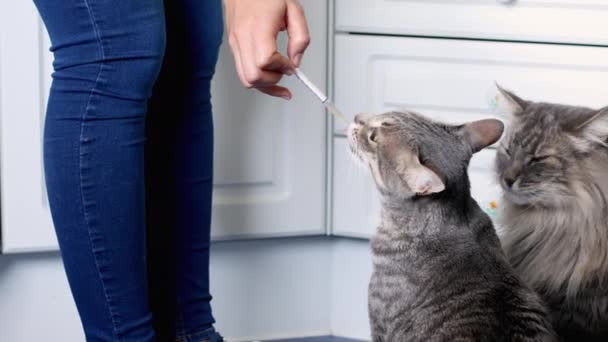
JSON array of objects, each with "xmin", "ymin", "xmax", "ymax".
[
  {"xmin": 332, "ymin": 34, "xmax": 608, "ymax": 238},
  {"xmin": 336, "ymin": 0, "xmax": 608, "ymax": 46},
  {"xmin": 209, "ymin": 0, "xmax": 328, "ymax": 239}
]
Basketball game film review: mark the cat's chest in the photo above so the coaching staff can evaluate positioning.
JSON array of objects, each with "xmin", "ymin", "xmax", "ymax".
[
  {"xmin": 368, "ymin": 259, "xmax": 422, "ymax": 311},
  {"xmin": 368, "ymin": 236, "xmax": 481, "ymax": 308},
  {"xmin": 370, "ymin": 233, "xmax": 437, "ymax": 273},
  {"xmin": 369, "ymin": 268, "xmax": 415, "ymax": 295},
  {"xmin": 368, "ymin": 269, "xmax": 417, "ymax": 319}
]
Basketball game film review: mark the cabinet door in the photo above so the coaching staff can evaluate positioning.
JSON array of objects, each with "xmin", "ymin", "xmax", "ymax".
[
  {"xmin": 336, "ymin": 0, "xmax": 608, "ymax": 46},
  {"xmin": 0, "ymin": 2, "xmax": 56, "ymax": 252},
  {"xmin": 0, "ymin": 1, "xmax": 328, "ymax": 253},
  {"xmin": 332, "ymin": 34, "xmax": 608, "ymax": 238},
  {"xmin": 210, "ymin": 0, "xmax": 328, "ymax": 239}
]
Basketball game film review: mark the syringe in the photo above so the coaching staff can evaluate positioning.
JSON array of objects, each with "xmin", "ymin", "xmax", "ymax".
[{"xmin": 293, "ymin": 68, "xmax": 349, "ymax": 124}]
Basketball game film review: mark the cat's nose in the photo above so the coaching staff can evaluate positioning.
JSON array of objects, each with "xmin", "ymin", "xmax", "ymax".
[
  {"xmin": 354, "ymin": 112, "xmax": 371, "ymax": 124},
  {"xmin": 503, "ymin": 175, "xmax": 517, "ymax": 188}
]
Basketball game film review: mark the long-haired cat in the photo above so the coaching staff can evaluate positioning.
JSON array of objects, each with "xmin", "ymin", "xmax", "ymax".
[
  {"xmin": 348, "ymin": 111, "xmax": 556, "ymax": 341},
  {"xmin": 494, "ymin": 86, "xmax": 608, "ymax": 341}
]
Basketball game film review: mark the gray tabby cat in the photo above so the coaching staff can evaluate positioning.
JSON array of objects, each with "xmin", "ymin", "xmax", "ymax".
[
  {"xmin": 494, "ymin": 86, "xmax": 608, "ymax": 341},
  {"xmin": 348, "ymin": 111, "xmax": 556, "ymax": 342}
]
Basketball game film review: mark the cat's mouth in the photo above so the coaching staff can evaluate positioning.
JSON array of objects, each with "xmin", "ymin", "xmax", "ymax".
[
  {"xmin": 501, "ymin": 182, "xmax": 556, "ymax": 207},
  {"xmin": 347, "ymin": 122, "xmax": 389, "ymax": 192},
  {"xmin": 501, "ymin": 188, "xmax": 532, "ymax": 206},
  {"xmin": 347, "ymin": 123, "xmax": 365, "ymax": 163}
]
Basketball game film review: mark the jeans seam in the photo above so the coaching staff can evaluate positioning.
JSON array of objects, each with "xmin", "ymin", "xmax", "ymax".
[{"xmin": 79, "ymin": 0, "xmax": 121, "ymax": 340}]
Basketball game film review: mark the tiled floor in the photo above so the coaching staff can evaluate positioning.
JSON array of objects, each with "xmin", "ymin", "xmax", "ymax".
[{"xmin": 269, "ymin": 337, "xmax": 364, "ymax": 342}]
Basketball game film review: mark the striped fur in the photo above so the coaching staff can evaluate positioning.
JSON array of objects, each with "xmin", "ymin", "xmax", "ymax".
[
  {"xmin": 495, "ymin": 88, "xmax": 608, "ymax": 341},
  {"xmin": 349, "ymin": 111, "xmax": 556, "ymax": 342}
]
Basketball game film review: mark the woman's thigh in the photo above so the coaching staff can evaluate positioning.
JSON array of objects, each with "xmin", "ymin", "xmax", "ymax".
[{"xmin": 34, "ymin": 0, "xmax": 166, "ymax": 340}]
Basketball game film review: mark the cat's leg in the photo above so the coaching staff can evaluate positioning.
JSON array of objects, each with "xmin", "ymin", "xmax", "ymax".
[
  {"xmin": 370, "ymin": 329, "xmax": 384, "ymax": 342},
  {"xmin": 369, "ymin": 307, "xmax": 387, "ymax": 342},
  {"xmin": 370, "ymin": 320, "xmax": 385, "ymax": 342},
  {"xmin": 369, "ymin": 298, "xmax": 385, "ymax": 342}
]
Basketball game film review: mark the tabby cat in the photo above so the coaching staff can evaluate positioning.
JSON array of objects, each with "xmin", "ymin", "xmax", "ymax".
[
  {"xmin": 495, "ymin": 86, "xmax": 608, "ymax": 341},
  {"xmin": 348, "ymin": 111, "xmax": 556, "ymax": 341}
]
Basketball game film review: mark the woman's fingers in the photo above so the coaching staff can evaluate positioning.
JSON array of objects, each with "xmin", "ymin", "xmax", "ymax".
[
  {"xmin": 285, "ymin": 0, "xmax": 310, "ymax": 67},
  {"xmin": 235, "ymin": 27, "xmax": 293, "ymax": 98},
  {"xmin": 257, "ymin": 85, "xmax": 292, "ymax": 99},
  {"xmin": 225, "ymin": 0, "xmax": 309, "ymax": 99},
  {"xmin": 227, "ymin": 34, "xmax": 252, "ymax": 88}
]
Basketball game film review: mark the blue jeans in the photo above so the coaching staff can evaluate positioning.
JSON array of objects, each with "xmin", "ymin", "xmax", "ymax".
[{"xmin": 32, "ymin": 1, "xmax": 223, "ymax": 341}]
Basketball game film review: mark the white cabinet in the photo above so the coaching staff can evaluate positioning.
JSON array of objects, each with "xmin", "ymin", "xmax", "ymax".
[
  {"xmin": 332, "ymin": 34, "xmax": 608, "ymax": 238},
  {"xmin": 0, "ymin": 2, "xmax": 56, "ymax": 252},
  {"xmin": 210, "ymin": 0, "xmax": 328, "ymax": 240},
  {"xmin": 0, "ymin": 1, "xmax": 328, "ymax": 253},
  {"xmin": 336, "ymin": 0, "xmax": 608, "ymax": 46},
  {"xmin": 333, "ymin": 34, "xmax": 608, "ymax": 133}
]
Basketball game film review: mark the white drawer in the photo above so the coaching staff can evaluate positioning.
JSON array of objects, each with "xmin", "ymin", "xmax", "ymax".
[
  {"xmin": 333, "ymin": 34, "xmax": 608, "ymax": 133},
  {"xmin": 335, "ymin": 0, "xmax": 608, "ymax": 46},
  {"xmin": 332, "ymin": 138, "xmax": 501, "ymax": 238}
]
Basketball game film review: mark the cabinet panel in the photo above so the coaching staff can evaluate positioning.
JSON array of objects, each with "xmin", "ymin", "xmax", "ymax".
[
  {"xmin": 0, "ymin": 1, "xmax": 328, "ymax": 252},
  {"xmin": 210, "ymin": 0, "xmax": 328, "ymax": 239},
  {"xmin": 333, "ymin": 34, "xmax": 608, "ymax": 133},
  {"xmin": 332, "ymin": 35, "xmax": 608, "ymax": 238},
  {"xmin": 336, "ymin": 0, "xmax": 608, "ymax": 46},
  {"xmin": 0, "ymin": 2, "xmax": 56, "ymax": 252}
]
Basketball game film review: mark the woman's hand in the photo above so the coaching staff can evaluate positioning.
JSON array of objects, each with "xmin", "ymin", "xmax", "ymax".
[{"xmin": 224, "ymin": 0, "xmax": 310, "ymax": 99}]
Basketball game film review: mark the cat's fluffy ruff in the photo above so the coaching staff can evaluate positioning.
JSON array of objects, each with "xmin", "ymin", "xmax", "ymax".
[{"xmin": 495, "ymin": 85, "xmax": 608, "ymax": 341}]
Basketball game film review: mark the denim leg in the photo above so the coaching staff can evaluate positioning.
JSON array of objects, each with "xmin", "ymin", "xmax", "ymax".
[
  {"xmin": 34, "ymin": 0, "xmax": 166, "ymax": 341},
  {"xmin": 145, "ymin": 1, "xmax": 223, "ymax": 341}
]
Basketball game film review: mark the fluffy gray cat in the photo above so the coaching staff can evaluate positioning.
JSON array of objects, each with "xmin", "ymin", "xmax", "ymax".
[
  {"xmin": 494, "ymin": 86, "xmax": 608, "ymax": 341},
  {"xmin": 348, "ymin": 111, "xmax": 556, "ymax": 342}
]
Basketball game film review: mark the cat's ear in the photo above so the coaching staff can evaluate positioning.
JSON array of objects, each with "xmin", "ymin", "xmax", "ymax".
[
  {"xmin": 397, "ymin": 153, "xmax": 445, "ymax": 195},
  {"xmin": 573, "ymin": 107, "xmax": 608, "ymax": 148},
  {"xmin": 494, "ymin": 83, "xmax": 528, "ymax": 117},
  {"xmin": 459, "ymin": 119, "xmax": 504, "ymax": 153}
]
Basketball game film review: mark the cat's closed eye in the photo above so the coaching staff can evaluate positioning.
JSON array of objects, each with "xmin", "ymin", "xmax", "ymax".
[{"xmin": 530, "ymin": 155, "xmax": 552, "ymax": 163}]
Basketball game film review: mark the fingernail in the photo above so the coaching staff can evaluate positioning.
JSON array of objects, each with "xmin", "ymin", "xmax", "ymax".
[
  {"xmin": 282, "ymin": 95, "xmax": 291, "ymax": 101},
  {"xmin": 293, "ymin": 53, "xmax": 303, "ymax": 67},
  {"xmin": 285, "ymin": 68, "xmax": 294, "ymax": 76}
]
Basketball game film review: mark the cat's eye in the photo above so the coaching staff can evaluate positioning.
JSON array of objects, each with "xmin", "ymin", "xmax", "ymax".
[
  {"xmin": 381, "ymin": 121, "xmax": 394, "ymax": 127},
  {"xmin": 503, "ymin": 147, "xmax": 511, "ymax": 156}
]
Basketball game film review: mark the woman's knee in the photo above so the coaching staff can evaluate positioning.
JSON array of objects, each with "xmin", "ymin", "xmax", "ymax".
[{"xmin": 96, "ymin": 21, "xmax": 166, "ymax": 102}]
